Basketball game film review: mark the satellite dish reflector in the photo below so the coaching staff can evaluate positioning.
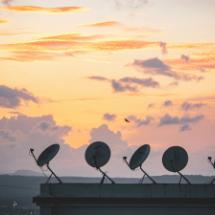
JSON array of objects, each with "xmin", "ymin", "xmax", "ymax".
[
  {"xmin": 85, "ymin": 141, "xmax": 110, "ymax": 168},
  {"xmin": 37, "ymin": 144, "xmax": 60, "ymax": 167},
  {"xmin": 30, "ymin": 144, "xmax": 62, "ymax": 184},
  {"xmin": 162, "ymin": 146, "xmax": 188, "ymax": 172},
  {"xmin": 207, "ymin": 156, "xmax": 215, "ymax": 184},
  {"xmin": 129, "ymin": 144, "xmax": 150, "ymax": 170},
  {"xmin": 123, "ymin": 144, "xmax": 156, "ymax": 184},
  {"xmin": 162, "ymin": 146, "xmax": 191, "ymax": 184},
  {"xmin": 85, "ymin": 141, "xmax": 115, "ymax": 184}
]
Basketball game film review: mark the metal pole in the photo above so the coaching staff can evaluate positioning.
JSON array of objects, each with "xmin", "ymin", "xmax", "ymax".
[
  {"xmin": 140, "ymin": 166, "xmax": 157, "ymax": 184},
  {"xmin": 98, "ymin": 168, "xmax": 115, "ymax": 184},
  {"xmin": 178, "ymin": 171, "xmax": 191, "ymax": 184},
  {"xmin": 47, "ymin": 164, "xmax": 63, "ymax": 184},
  {"xmin": 139, "ymin": 173, "xmax": 146, "ymax": 184}
]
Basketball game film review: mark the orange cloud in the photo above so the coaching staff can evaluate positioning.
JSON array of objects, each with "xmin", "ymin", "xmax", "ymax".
[
  {"xmin": 82, "ymin": 21, "xmax": 160, "ymax": 37},
  {"xmin": 84, "ymin": 21, "xmax": 121, "ymax": 27},
  {"xmin": 0, "ymin": 5, "xmax": 86, "ymax": 13},
  {"xmin": 0, "ymin": 18, "xmax": 8, "ymax": 24},
  {"xmin": 0, "ymin": 33, "xmax": 99, "ymax": 61},
  {"xmin": 1, "ymin": 33, "xmax": 101, "ymax": 50},
  {"xmin": 41, "ymin": 33, "xmax": 102, "ymax": 41},
  {"xmin": 2, "ymin": 33, "xmax": 214, "ymax": 65},
  {"xmin": 170, "ymin": 43, "xmax": 215, "ymax": 50},
  {"xmin": 0, "ymin": 32, "xmax": 161, "ymax": 61},
  {"xmin": 166, "ymin": 57, "xmax": 215, "ymax": 73},
  {"xmin": 0, "ymin": 51, "xmax": 58, "ymax": 61},
  {"xmin": 89, "ymin": 40, "xmax": 157, "ymax": 51}
]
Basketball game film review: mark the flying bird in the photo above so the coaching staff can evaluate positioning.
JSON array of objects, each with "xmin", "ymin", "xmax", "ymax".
[{"xmin": 124, "ymin": 118, "xmax": 130, "ymax": 123}]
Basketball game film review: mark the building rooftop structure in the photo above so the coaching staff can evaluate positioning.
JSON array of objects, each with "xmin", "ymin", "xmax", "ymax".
[{"xmin": 34, "ymin": 183, "xmax": 215, "ymax": 215}]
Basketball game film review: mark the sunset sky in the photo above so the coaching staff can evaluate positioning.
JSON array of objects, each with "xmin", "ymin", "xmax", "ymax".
[{"xmin": 0, "ymin": 0, "xmax": 215, "ymax": 177}]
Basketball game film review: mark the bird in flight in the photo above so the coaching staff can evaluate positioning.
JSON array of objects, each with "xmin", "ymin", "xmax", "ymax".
[{"xmin": 124, "ymin": 118, "xmax": 130, "ymax": 123}]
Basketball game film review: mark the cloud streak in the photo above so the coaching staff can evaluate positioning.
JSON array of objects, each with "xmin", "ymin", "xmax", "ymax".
[
  {"xmin": 88, "ymin": 75, "xmax": 159, "ymax": 93},
  {"xmin": 90, "ymin": 40, "xmax": 156, "ymax": 51},
  {"xmin": 127, "ymin": 115, "xmax": 153, "ymax": 127},
  {"xmin": 0, "ymin": 32, "xmax": 159, "ymax": 61},
  {"xmin": 103, "ymin": 113, "xmax": 117, "ymax": 121},
  {"xmin": 83, "ymin": 21, "xmax": 120, "ymax": 27},
  {"xmin": 0, "ymin": 5, "xmax": 86, "ymax": 13},
  {"xmin": 132, "ymin": 57, "xmax": 203, "ymax": 81},
  {"xmin": 181, "ymin": 102, "xmax": 206, "ymax": 111},
  {"xmin": 159, "ymin": 42, "xmax": 167, "ymax": 54},
  {"xmin": 0, "ymin": 85, "xmax": 39, "ymax": 108},
  {"xmin": 163, "ymin": 100, "xmax": 173, "ymax": 107},
  {"xmin": 159, "ymin": 113, "xmax": 204, "ymax": 132},
  {"xmin": 1, "ymin": 0, "xmax": 13, "ymax": 6}
]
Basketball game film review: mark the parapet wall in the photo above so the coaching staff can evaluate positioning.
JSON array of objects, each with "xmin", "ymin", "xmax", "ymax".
[{"xmin": 34, "ymin": 184, "xmax": 215, "ymax": 215}]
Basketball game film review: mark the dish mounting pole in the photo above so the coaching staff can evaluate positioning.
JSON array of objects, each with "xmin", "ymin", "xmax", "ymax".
[
  {"xmin": 177, "ymin": 171, "xmax": 191, "ymax": 184},
  {"xmin": 46, "ymin": 163, "xmax": 63, "ymax": 184},
  {"xmin": 139, "ymin": 166, "xmax": 157, "ymax": 184}
]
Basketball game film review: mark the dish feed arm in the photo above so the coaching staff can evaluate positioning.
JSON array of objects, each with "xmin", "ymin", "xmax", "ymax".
[
  {"xmin": 30, "ymin": 148, "xmax": 38, "ymax": 164},
  {"xmin": 123, "ymin": 156, "xmax": 130, "ymax": 168}
]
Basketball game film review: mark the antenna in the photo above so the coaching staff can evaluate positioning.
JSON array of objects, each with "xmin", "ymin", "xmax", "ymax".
[
  {"xmin": 30, "ymin": 144, "xmax": 62, "ymax": 184},
  {"xmin": 85, "ymin": 141, "xmax": 115, "ymax": 184},
  {"xmin": 208, "ymin": 156, "xmax": 215, "ymax": 184},
  {"xmin": 123, "ymin": 144, "xmax": 156, "ymax": 184},
  {"xmin": 162, "ymin": 146, "xmax": 191, "ymax": 184}
]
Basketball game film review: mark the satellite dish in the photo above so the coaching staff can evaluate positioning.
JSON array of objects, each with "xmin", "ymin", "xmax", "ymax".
[
  {"xmin": 129, "ymin": 144, "xmax": 150, "ymax": 170},
  {"xmin": 162, "ymin": 146, "xmax": 191, "ymax": 184},
  {"xmin": 85, "ymin": 141, "xmax": 110, "ymax": 168},
  {"xmin": 207, "ymin": 156, "xmax": 215, "ymax": 184},
  {"xmin": 30, "ymin": 144, "xmax": 62, "ymax": 184},
  {"xmin": 85, "ymin": 141, "xmax": 115, "ymax": 184},
  {"xmin": 37, "ymin": 144, "xmax": 60, "ymax": 167},
  {"xmin": 123, "ymin": 144, "xmax": 156, "ymax": 184}
]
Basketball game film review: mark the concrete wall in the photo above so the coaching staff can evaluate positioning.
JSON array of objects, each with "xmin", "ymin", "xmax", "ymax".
[{"xmin": 34, "ymin": 184, "xmax": 215, "ymax": 215}]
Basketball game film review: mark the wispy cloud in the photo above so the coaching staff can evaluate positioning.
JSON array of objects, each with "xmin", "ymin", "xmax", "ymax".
[
  {"xmin": 83, "ymin": 21, "xmax": 121, "ymax": 27},
  {"xmin": 163, "ymin": 100, "xmax": 173, "ymax": 107},
  {"xmin": 0, "ymin": 85, "xmax": 39, "ymax": 108},
  {"xmin": 1, "ymin": 0, "xmax": 13, "ymax": 6},
  {"xmin": 103, "ymin": 113, "xmax": 117, "ymax": 121},
  {"xmin": 118, "ymin": 77, "xmax": 159, "ymax": 88},
  {"xmin": 111, "ymin": 80, "xmax": 137, "ymax": 92},
  {"xmin": 88, "ymin": 76, "xmax": 109, "ymax": 81},
  {"xmin": 88, "ymin": 75, "xmax": 159, "ymax": 93},
  {"xmin": 167, "ymin": 57, "xmax": 215, "ymax": 72},
  {"xmin": 0, "ymin": 33, "xmax": 100, "ymax": 61},
  {"xmin": 127, "ymin": 115, "xmax": 153, "ymax": 127},
  {"xmin": 0, "ymin": 32, "xmax": 159, "ymax": 61},
  {"xmin": 90, "ymin": 40, "xmax": 156, "ymax": 51},
  {"xmin": 159, "ymin": 42, "xmax": 167, "ymax": 54},
  {"xmin": 0, "ymin": 5, "xmax": 86, "ymax": 13},
  {"xmin": 170, "ymin": 42, "xmax": 215, "ymax": 50},
  {"xmin": 181, "ymin": 101, "xmax": 206, "ymax": 111},
  {"xmin": 132, "ymin": 57, "xmax": 203, "ymax": 81},
  {"xmin": 41, "ymin": 33, "xmax": 101, "ymax": 41},
  {"xmin": 181, "ymin": 54, "xmax": 190, "ymax": 63},
  {"xmin": 159, "ymin": 113, "xmax": 204, "ymax": 132}
]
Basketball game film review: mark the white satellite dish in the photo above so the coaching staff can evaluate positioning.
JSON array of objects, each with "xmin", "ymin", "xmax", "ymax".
[
  {"xmin": 85, "ymin": 141, "xmax": 115, "ymax": 184},
  {"xmin": 123, "ymin": 144, "xmax": 156, "ymax": 184},
  {"xmin": 162, "ymin": 146, "xmax": 191, "ymax": 184},
  {"xmin": 30, "ymin": 144, "xmax": 62, "ymax": 184},
  {"xmin": 208, "ymin": 156, "xmax": 215, "ymax": 184}
]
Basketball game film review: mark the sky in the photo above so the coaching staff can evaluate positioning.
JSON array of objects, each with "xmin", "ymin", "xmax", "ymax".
[{"xmin": 0, "ymin": 0, "xmax": 215, "ymax": 177}]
